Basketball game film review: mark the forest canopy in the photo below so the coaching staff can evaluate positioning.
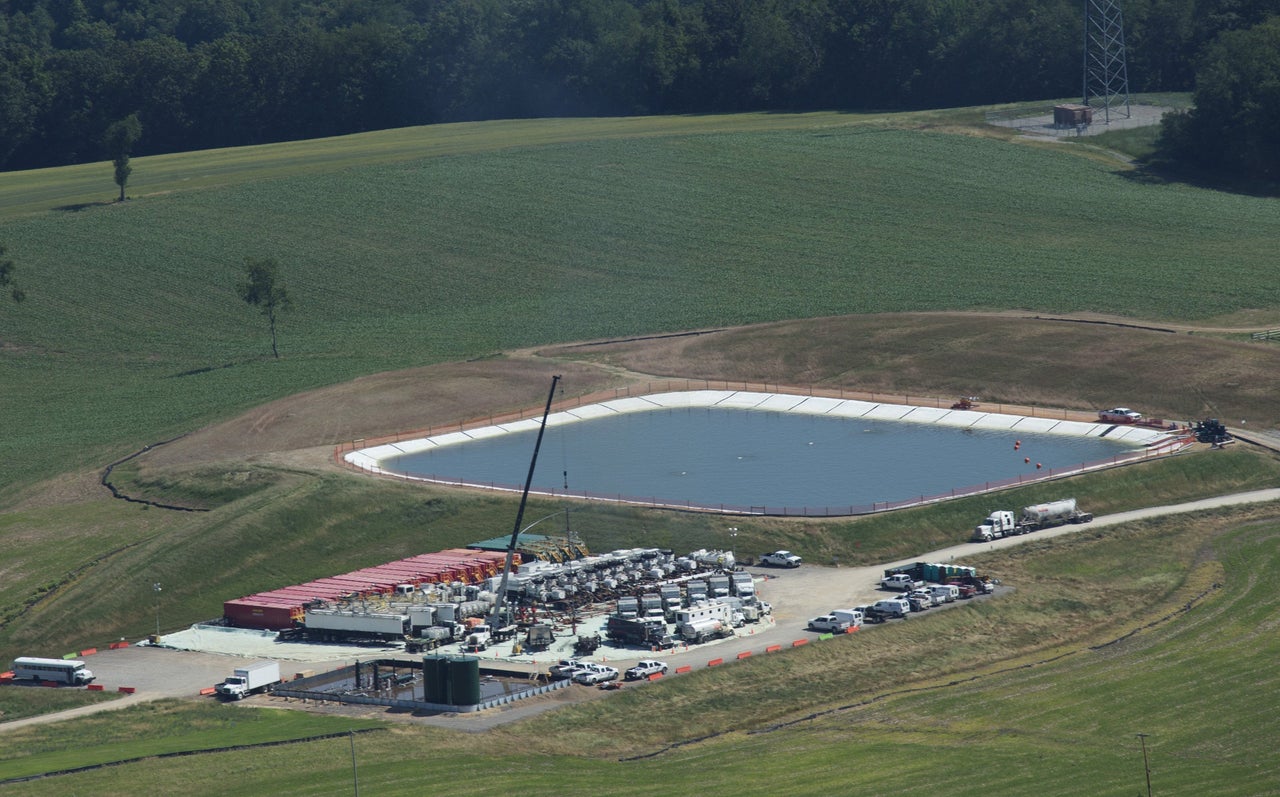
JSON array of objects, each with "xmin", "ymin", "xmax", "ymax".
[{"xmin": 2, "ymin": 0, "xmax": 1279, "ymax": 171}]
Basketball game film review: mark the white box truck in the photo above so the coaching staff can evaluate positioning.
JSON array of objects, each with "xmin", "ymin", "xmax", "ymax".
[{"xmin": 216, "ymin": 660, "xmax": 281, "ymax": 700}]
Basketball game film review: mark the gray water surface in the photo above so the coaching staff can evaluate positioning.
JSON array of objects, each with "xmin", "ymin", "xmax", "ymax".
[{"xmin": 384, "ymin": 407, "xmax": 1134, "ymax": 512}]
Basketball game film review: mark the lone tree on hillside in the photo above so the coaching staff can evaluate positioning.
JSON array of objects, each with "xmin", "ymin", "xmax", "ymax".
[
  {"xmin": 237, "ymin": 257, "xmax": 291, "ymax": 359},
  {"xmin": 0, "ymin": 244, "xmax": 24, "ymax": 304},
  {"xmin": 104, "ymin": 114, "xmax": 142, "ymax": 202}
]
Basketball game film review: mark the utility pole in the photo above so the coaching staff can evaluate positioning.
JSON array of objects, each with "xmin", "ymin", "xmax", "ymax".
[
  {"xmin": 153, "ymin": 582, "xmax": 162, "ymax": 638},
  {"xmin": 1136, "ymin": 733, "xmax": 1152, "ymax": 797},
  {"xmin": 350, "ymin": 730, "xmax": 359, "ymax": 796}
]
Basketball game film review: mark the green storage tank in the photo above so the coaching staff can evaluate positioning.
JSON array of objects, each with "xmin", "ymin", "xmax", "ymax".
[
  {"xmin": 447, "ymin": 655, "xmax": 481, "ymax": 706},
  {"xmin": 422, "ymin": 655, "xmax": 448, "ymax": 703}
]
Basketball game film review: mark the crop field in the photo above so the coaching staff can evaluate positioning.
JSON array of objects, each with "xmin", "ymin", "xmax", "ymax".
[
  {"xmin": 1, "ymin": 104, "xmax": 1278, "ymax": 497},
  {"xmin": 2, "ymin": 105, "xmax": 1280, "ymax": 794}
]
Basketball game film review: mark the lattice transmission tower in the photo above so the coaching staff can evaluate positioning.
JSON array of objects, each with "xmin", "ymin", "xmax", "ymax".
[{"xmin": 1082, "ymin": 0, "xmax": 1131, "ymax": 123}]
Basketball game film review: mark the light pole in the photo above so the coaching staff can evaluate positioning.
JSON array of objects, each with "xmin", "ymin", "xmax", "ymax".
[
  {"xmin": 152, "ymin": 582, "xmax": 162, "ymax": 638},
  {"xmin": 1136, "ymin": 733, "xmax": 1152, "ymax": 797},
  {"xmin": 350, "ymin": 730, "xmax": 360, "ymax": 796}
]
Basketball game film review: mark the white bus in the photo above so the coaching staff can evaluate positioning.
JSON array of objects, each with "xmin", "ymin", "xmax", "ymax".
[{"xmin": 11, "ymin": 657, "xmax": 95, "ymax": 685}]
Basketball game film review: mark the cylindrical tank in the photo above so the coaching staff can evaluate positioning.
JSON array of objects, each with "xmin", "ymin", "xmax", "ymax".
[
  {"xmin": 422, "ymin": 655, "xmax": 447, "ymax": 703},
  {"xmin": 457, "ymin": 599, "xmax": 489, "ymax": 618},
  {"xmin": 447, "ymin": 655, "xmax": 480, "ymax": 706},
  {"xmin": 1023, "ymin": 498, "xmax": 1077, "ymax": 523}
]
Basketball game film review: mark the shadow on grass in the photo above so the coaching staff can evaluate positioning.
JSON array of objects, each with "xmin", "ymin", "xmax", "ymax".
[
  {"xmin": 52, "ymin": 200, "xmax": 113, "ymax": 212},
  {"xmin": 1120, "ymin": 160, "xmax": 1280, "ymax": 198}
]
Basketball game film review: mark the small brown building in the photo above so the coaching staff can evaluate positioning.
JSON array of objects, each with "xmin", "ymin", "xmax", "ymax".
[{"xmin": 1054, "ymin": 104, "xmax": 1094, "ymax": 127}]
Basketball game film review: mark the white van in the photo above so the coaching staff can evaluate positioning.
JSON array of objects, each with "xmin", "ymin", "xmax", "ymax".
[
  {"xmin": 873, "ymin": 597, "xmax": 911, "ymax": 618},
  {"xmin": 831, "ymin": 608, "xmax": 864, "ymax": 628},
  {"xmin": 929, "ymin": 584, "xmax": 959, "ymax": 603}
]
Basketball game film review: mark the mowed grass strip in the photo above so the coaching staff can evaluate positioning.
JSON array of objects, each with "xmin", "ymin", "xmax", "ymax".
[
  {"xmin": 0, "ymin": 700, "xmax": 384, "ymax": 783},
  {"xmin": 0, "ymin": 110, "xmax": 958, "ymax": 221},
  {"xmin": 0, "ymin": 687, "xmax": 120, "ymax": 725}
]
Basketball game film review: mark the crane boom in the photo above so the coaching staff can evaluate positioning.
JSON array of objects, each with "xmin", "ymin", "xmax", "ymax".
[{"xmin": 490, "ymin": 374, "xmax": 561, "ymax": 626}]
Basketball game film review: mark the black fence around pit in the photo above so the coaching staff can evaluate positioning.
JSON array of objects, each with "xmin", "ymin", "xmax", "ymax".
[{"xmin": 271, "ymin": 658, "xmax": 568, "ymax": 713}]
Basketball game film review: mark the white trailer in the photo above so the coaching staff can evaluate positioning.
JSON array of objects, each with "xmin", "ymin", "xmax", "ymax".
[
  {"xmin": 677, "ymin": 602, "xmax": 734, "ymax": 642},
  {"xmin": 303, "ymin": 609, "xmax": 410, "ymax": 642}
]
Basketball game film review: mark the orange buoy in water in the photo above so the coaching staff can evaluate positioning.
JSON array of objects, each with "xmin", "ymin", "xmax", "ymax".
[
  {"xmin": 1024, "ymin": 457, "xmax": 1031, "ymax": 463},
  {"xmin": 1036, "ymin": 462, "xmax": 1042, "ymax": 469}
]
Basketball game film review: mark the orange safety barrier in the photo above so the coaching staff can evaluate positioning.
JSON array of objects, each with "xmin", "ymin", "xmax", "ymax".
[
  {"xmin": 675, "ymin": 665, "xmax": 693, "ymax": 674},
  {"xmin": 199, "ymin": 687, "xmax": 217, "ymax": 696},
  {"xmin": 736, "ymin": 651, "xmax": 752, "ymax": 660},
  {"xmin": 648, "ymin": 672, "xmax": 664, "ymax": 681},
  {"xmin": 79, "ymin": 648, "xmax": 98, "ymax": 657},
  {"xmin": 845, "ymin": 625, "xmax": 860, "ymax": 634},
  {"xmin": 109, "ymin": 641, "xmax": 130, "ymax": 650},
  {"xmin": 118, "ymin": 686, "xmax": 136, "ymax": 694},
  {"xmin": 791, "ymin": 639, "xmax": 809, "ymax": 648},
  {"xmin": 707, "ymin": 658, "xmax": 724, "ymax": 667},
  {"xmin": 41, "ymin": 681, "xmax": 59, "ymax": 688},
  {"xmin": 86, "ymin": 684, "xmax": 104, "ymax": 691},
  {"xmin": 765, "ymin": 645, "xmax": 782, "ymax": 653}
]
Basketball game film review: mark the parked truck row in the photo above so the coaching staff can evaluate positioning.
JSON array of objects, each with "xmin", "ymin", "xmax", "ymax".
[
  {"xmin": 599, "ymin": 569, "xmax": 772, "ymax": 650},
  {"xmin": 970, "ymin": 498, "xmax": 1093, "ymax": 542},
  {"xmin": 810, "ymin": 562, "xmax": 1000, "ymax": 630}
]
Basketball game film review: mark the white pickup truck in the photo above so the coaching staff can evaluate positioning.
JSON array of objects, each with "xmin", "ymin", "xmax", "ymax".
[
  {"xmin": 624, "ymin": 660, "xmax": 669, "ymax": 680},
  {"xmin": 760, "ymin": 550, "xmax": 802, "ymax": 568},
  {"xmin": 573, "ymin": 664, "xmax": 619, "ymax": 685},
  {"xmin": 880, "ymin": 573, "xmax": 923, "ymax": 591},
  {"xmin": 807, "ymin": 614, "xmax": 851, "ymax": 633}
]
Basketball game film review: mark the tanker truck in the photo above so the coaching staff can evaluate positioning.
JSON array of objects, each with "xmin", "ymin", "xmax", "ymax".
[
  {"xmin": 675, "ymin": 603, "xmax": 735, "ymax": 644},
  {"xmin": 971, "ymin": 498, "xmax": 1093, "ymax": 542}
]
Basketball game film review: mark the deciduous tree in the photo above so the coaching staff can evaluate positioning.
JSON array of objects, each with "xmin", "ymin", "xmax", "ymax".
[
  {"xmin": 0, "ymin": 244, "xmax": 24, "ymax": 305},
  {"xmin": 1156, "ymin": 17, "xmax": 1280, "ymax": 180},
  {"xmin": 236, "ymin": 257, "xmax": 290, "ymax": 359},
  {"xmin": 104, "ymin": 113, "xmax": 142, "ymax": 201}
]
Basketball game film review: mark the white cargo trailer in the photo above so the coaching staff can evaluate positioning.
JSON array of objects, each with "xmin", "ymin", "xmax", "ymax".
[{"xmin": 303, "ymin": 609, "xmax": 410, "ymax": 642}]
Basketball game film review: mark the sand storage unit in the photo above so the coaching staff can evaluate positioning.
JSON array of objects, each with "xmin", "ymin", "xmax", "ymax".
[{"xmin": 224, "ymin": 548, "xmax": 514, "ymax": 630}]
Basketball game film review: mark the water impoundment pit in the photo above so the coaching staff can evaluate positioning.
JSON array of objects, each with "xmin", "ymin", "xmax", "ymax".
[{"xmin": 346, "ymin": 391, "xmax": 1185, "ymax": 516}]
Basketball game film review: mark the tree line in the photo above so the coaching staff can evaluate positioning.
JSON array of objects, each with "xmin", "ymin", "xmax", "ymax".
[{"xmin": 1, "ymin": 0, "xmax": 1278, "ymax": 173}]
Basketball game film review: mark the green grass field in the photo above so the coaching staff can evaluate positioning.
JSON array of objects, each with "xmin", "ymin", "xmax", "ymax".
[
  {"xmin": 0, "ymin": 701, "xmax": 384, "ymax": 784},
  {"xmin": 1, "ymin": 100, "xmax": 1275, "ymax": 498}
]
